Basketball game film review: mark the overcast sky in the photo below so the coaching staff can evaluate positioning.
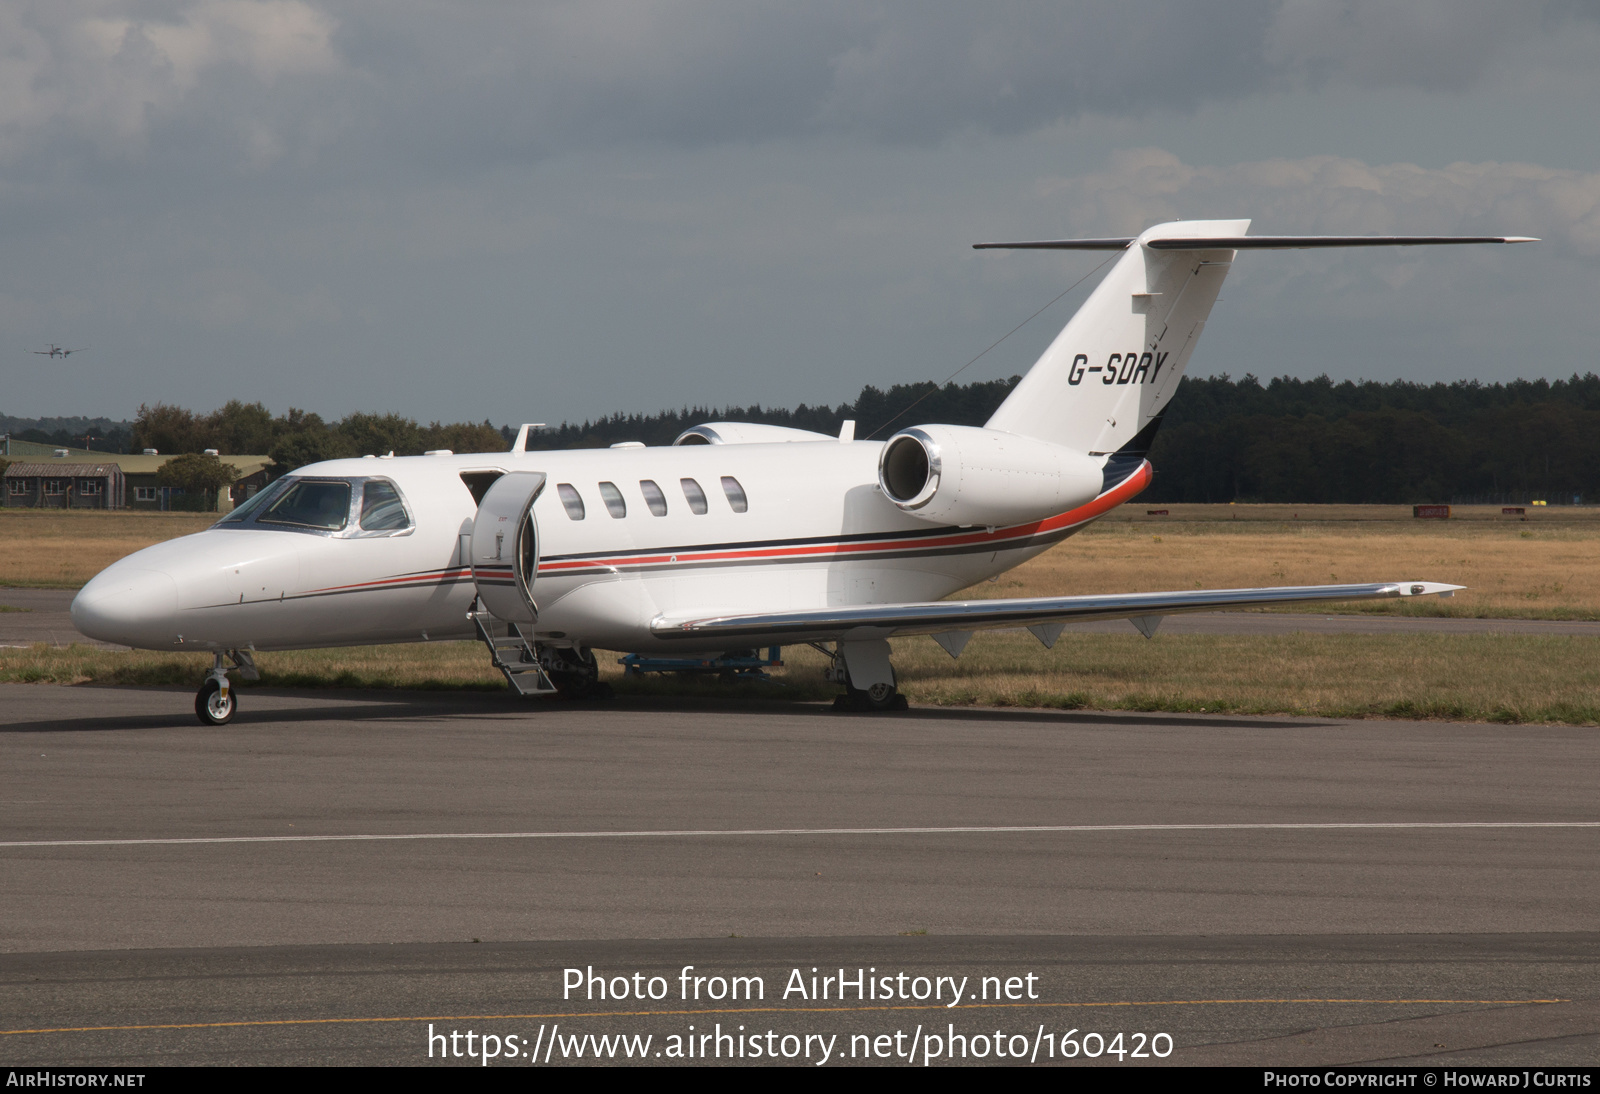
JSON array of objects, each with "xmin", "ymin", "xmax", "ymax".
[{"xmin": 3, "ymin": 1, "xmax": 1598, "ymax": 426}]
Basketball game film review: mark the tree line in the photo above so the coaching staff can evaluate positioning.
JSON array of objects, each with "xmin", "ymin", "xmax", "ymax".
[
  {"xmin": 1145, "ymin": 374, "xmax": 1600, "ymax": 504},
  {"xmin": 129, "ymin": 402, "xmax": 505, "ymax": 477},
  {"xmin": 0, "ymin": 415, "xmax": 134, "ymax": 453},
  {"xmin": 530, "ymin": 373, "xmax": 1600, "ymax": 504},
  {"xmin": 43, "ymin": 374, "xmax": 1600, "ymax": 504}
]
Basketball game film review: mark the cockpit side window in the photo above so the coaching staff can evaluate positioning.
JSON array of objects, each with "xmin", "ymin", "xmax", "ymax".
[
  {"xmin": 359, "ymin": 479, "xmax": 411, "ymax": 531},
  {"xmin": 639, "ymin": 479, "xmax": 668, "ymax": 516},
  {"xmin": 258, "ymin": 479, "xmax": 352, "ymax": 530},
  {"xmin": 557, "ymin": 483, "xmax": 585, "ymax": 520},
  {"xmin": 680, "ymin": 477, "xmax": 708, "ymax": 515},
  {"xmin": 598, "ymin": 481, "xmax": 627, "ymax": 518},
  {"xmin": 721, "ymin": 476, "xmax": 749, "ymax": 513}
]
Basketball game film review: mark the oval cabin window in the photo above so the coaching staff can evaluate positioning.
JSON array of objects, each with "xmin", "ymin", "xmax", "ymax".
[
  {"xmin": 598, "ymin": 481, "xmax": 627, "ymax": 518},
  {"xmin": 640, "ymin": 479, "xmax": 668, "ymax": 516},
  {"xmin": 556, "ymin": 483, "xmax": 586, "ymax": 520},
  {"xmin": 680, "ymin": 478, "xmax": 708, "ymax": 515}
]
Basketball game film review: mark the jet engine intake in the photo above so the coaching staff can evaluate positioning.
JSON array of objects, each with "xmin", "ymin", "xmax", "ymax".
[{"xmin": 878, "ymin": 425, "xmax": 1104, "ymax": 527}]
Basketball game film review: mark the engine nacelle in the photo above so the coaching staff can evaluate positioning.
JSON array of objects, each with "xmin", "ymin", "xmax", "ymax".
[
  {"xmin": 673, "ymin": 422, "xmax": 832, "ymax": 445},
  {"xmin": 877, "ymin": 424, "xmax": 1105, "ymax": 527}
]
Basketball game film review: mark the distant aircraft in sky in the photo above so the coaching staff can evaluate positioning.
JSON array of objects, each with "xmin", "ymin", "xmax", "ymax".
[
  {"xmin": 70, "ymin": 219, "xmax": 1534, "ymax": 725},
  {"xmin": 33, "ymin": 345, "xmax": 85, "ymax": 358}
]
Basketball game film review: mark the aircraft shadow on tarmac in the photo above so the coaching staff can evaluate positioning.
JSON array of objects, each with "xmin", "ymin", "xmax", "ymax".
[{"xmin": 1, "ymin": 686, "xmax": 1314, "ymax": 733}]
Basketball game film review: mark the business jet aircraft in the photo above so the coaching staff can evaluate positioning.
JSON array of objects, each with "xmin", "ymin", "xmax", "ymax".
[{"xmin": 71, "ymin": 219, "xmax": 1531, "ymax": 724}]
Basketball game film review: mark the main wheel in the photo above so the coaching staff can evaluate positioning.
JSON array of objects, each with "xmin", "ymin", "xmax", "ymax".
[
  {"xmin": 544, "ymin": 647, "xmax": 600, "ymax": 699},
  {"xmin": 195, "ymin": 678, "xmax": 234, "ymax": 726},
  {"xmin": 845, "ymin": 674, "xmax": 904, "ymax": 712}
]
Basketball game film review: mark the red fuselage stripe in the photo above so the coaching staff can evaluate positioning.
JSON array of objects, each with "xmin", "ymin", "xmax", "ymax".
[
  {"xmin": 292, "ymin": 462, "xmax": 1152, "ymax": 594},
  {"xmin": 537, "ymin": 462, "xmax": 1151, "ymax": 572}
]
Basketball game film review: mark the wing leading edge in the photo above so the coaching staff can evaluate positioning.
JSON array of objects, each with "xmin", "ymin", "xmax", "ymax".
[{"xmin": 651, "ymin": 582, "xmax": 1463, "ymax": 645}]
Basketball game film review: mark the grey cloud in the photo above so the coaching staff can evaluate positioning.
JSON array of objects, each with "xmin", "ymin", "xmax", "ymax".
[
  {"xmin": 1039, "ymin": 149, "xmax": 1600, "ymax": 255},
  {"xmin": 3, "ymin": 0, "xmax": 1591, "ymax": 182},
  {"xmin": 1262, "ymin": 0, "xmax": 1550, "ymax": 91},
  {"xmin": 329, "ymin": 0, "xmax": 1592, "ymax": 157},
  {"xmin": 0, "ymin": 1, "xmax": 339, "ymax": 163},
  {"xmin": 3, "ymin": 2, "xmax": 1596, "ymax": 423}
]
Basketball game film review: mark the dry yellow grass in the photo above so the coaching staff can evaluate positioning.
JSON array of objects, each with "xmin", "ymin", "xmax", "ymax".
[
  {"xmin": 880, "ymin": 631, "xmax": 1600, "ymax": 723},
  {"xmin": 0, "ymin": 510, "xmax": 215, "ymax": 587},
  {"xmin": 4, "ymin": 631, "xmax": 1597, "ymax": 724},
  {"xmin": 964, "ymin": 514, "xmax": 1600, "ymax": 619},
  {"xmin": 1109, "ymin": 503, "xmax": 1600, "ymax": 524},
  {"xmin": 6, "ymin": 504, "xmax": 1595, "ymax": 619},
  {"xmin": 4, "ymin": 502, "xmax": 1598, "ymax": 723}
]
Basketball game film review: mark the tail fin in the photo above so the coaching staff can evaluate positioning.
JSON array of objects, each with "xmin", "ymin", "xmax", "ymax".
[
  {"xmin": 980, "ymin": 223, "xmax": 1534, "ymax": 455},
  {"xmin": 984, "ymin": 219, "xmax": 1248, "ymax": 454}
]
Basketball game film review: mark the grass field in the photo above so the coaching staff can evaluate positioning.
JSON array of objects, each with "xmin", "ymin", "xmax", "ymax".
[
  {"xmin": 3, "ymin": 503, "xmax": 1597, "ymax": 723},
  {"xmin": 963, "ymin": 509, "xmax": 1600, "ymax": 620},
  {"xmin": 0, "ymin": 510, "xmax": 214, "ymax": 587},
  {"xmin": 3, "ymin": 630, "xmax": 1596, "ymax": 724},
  {"xmin": 5, "ymin": 504, "xmax": 1598, "ymax": 618}
]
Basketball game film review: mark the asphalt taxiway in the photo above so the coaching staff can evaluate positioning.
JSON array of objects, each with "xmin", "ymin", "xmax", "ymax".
[{"xmin": 1, "ymin": 683, "xmax": 1596, "ymax": 1065}]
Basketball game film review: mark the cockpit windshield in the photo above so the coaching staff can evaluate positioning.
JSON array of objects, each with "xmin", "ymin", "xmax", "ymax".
[
  {"xmin": 258, "ymin": 480, "xmax": 352, "ymax": 530},
  {"xmin": 216, "ymin": 475, "xmax": 414, "ymax": 537},
  {"xmin": 215, "ymin": 476, "xmax": 290, "ymax": 525}
]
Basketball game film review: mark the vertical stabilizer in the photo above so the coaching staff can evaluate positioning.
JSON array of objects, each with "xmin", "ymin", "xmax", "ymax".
[{"xmin": 985, "ymin": 219, "xmax": 1247, "ymax": 454}]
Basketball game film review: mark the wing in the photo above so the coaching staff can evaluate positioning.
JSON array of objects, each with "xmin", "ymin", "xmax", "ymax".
[{"xmin": 651, "ymin": 582, "xmax": 1463, "ymax": 645}]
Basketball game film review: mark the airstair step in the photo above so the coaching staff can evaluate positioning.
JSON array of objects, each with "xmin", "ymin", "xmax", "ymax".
[{"xmin": 472, "ymin": 603, "xmax": 556, "ymax": 695}]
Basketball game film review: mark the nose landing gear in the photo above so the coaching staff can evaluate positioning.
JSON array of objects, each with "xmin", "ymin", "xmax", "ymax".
[
  {"xmin": 194, "ymin": 650, "xmax": 258, "ymax": 726},
  {"xmin": 196, "ymin": 674, "xmax": 233, "ymax": 725}
]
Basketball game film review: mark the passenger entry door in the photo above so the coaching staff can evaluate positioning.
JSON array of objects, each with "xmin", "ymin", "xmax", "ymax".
[{"xmin": 471, "ymin": 471, "xmax": 545, "ymax": 625}]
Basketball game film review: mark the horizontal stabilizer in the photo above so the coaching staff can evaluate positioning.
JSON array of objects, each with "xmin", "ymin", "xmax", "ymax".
[
  {"xmin": 973, "ymin": 238, "xmax": 1136, "ymax": 250},
  {"xmin": 974, "ymin": 236, "xmax": 1536, "ymax": 251},
  {"xmin": 1146, "ymin": 235, "xmax": 1537, "ymax": 250},
  {"xmin": 653, "ymin": 582, "xmax": 1464, "ymax": 643}
]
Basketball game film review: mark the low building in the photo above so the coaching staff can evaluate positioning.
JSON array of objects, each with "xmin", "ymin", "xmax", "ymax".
[
  {"xmin": 3, "ymin": 463, "xmax": 126, "ymax": 509},
  {"xmin": 0, "ymin": 443, "xmax": 272, "ymax": 512}
]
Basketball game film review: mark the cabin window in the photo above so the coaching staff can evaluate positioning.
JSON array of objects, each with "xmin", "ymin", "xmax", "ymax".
[
  {"xmin": 135, "ymin": 486, "xmax": 158, "ymax": 502},
  {"xmin": 639, "ymin": 479, "xmax": 668, "ymax": 516},
  {"xmin": 598, "ymin": 481, "xmax": 627, "ymax": 518},
  {"xmin": 680, "ymin": 477, "xmax": 708, "ymax": 515},
  {"xmin": 557, "ymin": 483, "xmax": 586, "ymax": 520},
  {"xmin": 44, "ymin": 480, "xmax": 65, "ymax": 496},
  {"xmin": 8, "ymin": 480, "xmax": 27, "ymax": 496},
  {"xmin": 258, "ymin": 479, "xmax": 352, "ymax": 531},
  {"xmin": 359, "ymin": 479, "xmax": 411, "ymax": 531},
  {"xmin": 721, "ymin": 476, "xmax": 748, "ymax": 513}
]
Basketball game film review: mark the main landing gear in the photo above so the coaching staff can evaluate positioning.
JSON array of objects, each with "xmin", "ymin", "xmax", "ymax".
[
  {"xmin": 539, "ymin": 646, "xmax": 608, "ymax": 700},
  {"xmin": 470, "ymin": 607, "xmax": 611, "ymax": 700},
  {"xmin": 194, "ymin": 650, "xmax": 258, "ymax": 726},
  {"xmin": 822, "ymin": 640, "xmax": 909, "ymax": 712}
]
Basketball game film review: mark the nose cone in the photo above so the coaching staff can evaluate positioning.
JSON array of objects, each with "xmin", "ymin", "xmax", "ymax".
[{"xmin": 72, "ymin": 567, "xmax": 179, "ymax": 647}]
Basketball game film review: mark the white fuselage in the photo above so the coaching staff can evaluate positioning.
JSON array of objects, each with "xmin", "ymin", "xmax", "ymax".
[{"xmin": 71, "ymin": 440, "xmax": 1130, "ymax": 656}]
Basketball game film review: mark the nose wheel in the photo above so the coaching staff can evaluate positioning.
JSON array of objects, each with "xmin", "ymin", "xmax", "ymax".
[
  {"xmin": 194, "ymin": 650, "xmax": 255, "ymax": 726},
  {"xmin": 196, "ymin": 676, "xmax": 234, "ymax": 725}
]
